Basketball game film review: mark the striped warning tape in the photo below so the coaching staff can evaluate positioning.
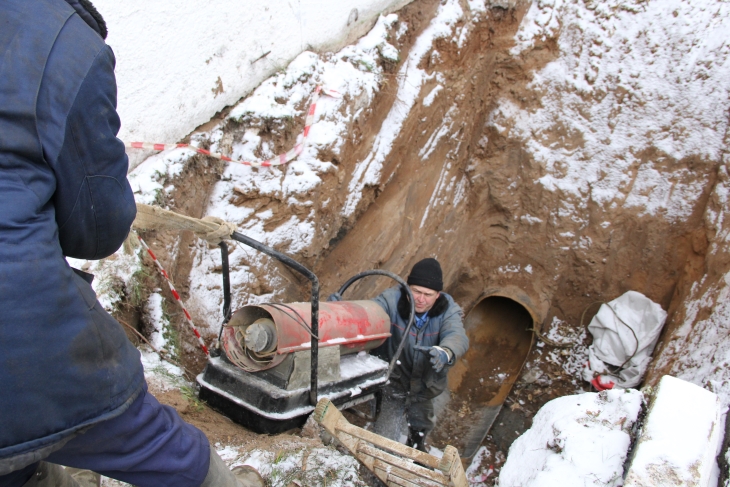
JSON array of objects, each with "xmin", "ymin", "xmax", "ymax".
[
  {"xmin": 136, "ymin": 233, "xmax": 210, "ymax": 357},
  {"xmin": 125, "ymin": 86, "xmax": 340, "ymax": 168}
]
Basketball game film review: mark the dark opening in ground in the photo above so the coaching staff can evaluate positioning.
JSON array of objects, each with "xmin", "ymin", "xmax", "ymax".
[{"xmin": 431, "ymin": 295, "xmax": 535, "ymax": 458}]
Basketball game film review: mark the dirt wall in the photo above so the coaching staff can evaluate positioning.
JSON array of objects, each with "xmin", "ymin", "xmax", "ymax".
[{"xmin": 129, "ymin": 0, "xmax": 730, "ymax": 405}]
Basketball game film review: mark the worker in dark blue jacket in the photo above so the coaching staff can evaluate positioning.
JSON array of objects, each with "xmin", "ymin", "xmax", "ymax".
[{"xmin": 0, "ymin": 1, "xmax": 261, "ymax": 486}]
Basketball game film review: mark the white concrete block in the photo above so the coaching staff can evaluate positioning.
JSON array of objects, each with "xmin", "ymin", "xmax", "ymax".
[{"xmin": 624, "ymin": 375, "xmax": 725, "ymax": 487}]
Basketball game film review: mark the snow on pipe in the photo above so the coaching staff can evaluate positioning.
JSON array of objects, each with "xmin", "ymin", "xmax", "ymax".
[
  {"xmin": 221, "ymin": 300, "xmax": 391, "ymax": 372},
  {"xmin": 123, "ymin": 86, "xmax": 340, "ymax": 168}
]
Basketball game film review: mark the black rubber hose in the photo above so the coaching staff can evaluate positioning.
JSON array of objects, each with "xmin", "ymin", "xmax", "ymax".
[
  {"xmin": 336, "ymin": 270, "xmax": 415, "ymax": 380},
  {"xmin": 230, "ymin": 231, "xmax": 320, "ymax": 406},
  {"xmin": 219, "ymin": 242, "xmax": 232, "ymax": 323}
]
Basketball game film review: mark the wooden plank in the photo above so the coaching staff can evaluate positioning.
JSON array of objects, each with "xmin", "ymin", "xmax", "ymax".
[
  {"xmin": 372, "ymin": 460, "xmax": 427, "ymax": 487},
  {"xmin": 357, "ymin": 443, "xmax": 448, "ymax": 485},
  {"xmin": 334, "ymin": 418, "xmax": 439, "ymax": 468},
  {"xmin": 313, "ymin": 398, "xmax": 467, "ymax": 487}
]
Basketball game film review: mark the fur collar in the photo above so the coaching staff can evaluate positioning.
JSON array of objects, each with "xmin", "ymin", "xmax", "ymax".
[
  {"xmin": 64, "ymin": 0, "xmax": 108, "ymax": 39},
  {"xmin": 397, "ymin": 287, "xmax": 449, "ymax": 321}
]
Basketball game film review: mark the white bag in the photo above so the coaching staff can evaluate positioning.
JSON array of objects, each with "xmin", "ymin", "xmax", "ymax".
[{"xmin": 582, "ymin": 291, "xmax": 667, "ymax": 389}]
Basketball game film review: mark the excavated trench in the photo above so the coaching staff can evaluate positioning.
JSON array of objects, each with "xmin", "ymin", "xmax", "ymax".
[{"xmin": 127, "ymin": 0, "xmax": 727, "ymax": 472}]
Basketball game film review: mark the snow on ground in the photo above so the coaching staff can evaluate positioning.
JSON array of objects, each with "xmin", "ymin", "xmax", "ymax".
[
  {"xmin": 656, "ymin": 266, "xmax": 730, "ymax": 409},
  {"xmin": 127, "ymin": 149, "xmax": 189, "ymax": 205},
  {"xmin": 234, "ymin": 446, "xmax": 367, "ymax": 486},
  {"xmin": 140, "ymin": 349, "xmax": 188, "ymax": 392},
  {"xmin": 650, "ymin": 164, "xmax": 730, "ymax": 407},
  {"xmin": 343, "ymin": 0, "xmax": 488, "ymax": 218},
  {"xmin": 177, "ymin": 13, "xmax": 401, "ymax": 332},
  {"xmin": 523, "ymin": 316, "xmax": 590, "ymax": 390},
  {"xmin": 66, "ymin": 245, "xmax": 142, "ymax": 312},
  {"xmin": 493, "ymin": 0, "xmax": 730, "ymax": 227},
  {"xmin": 499, "ymin": 388, "xmax": 643, "ymax": 487},
  {"xmin": 466, "ymin": 447, "xmax": 496, "ymax": 486},
  {"xmin": 156, "ymin": 0, "xmax": 489, "ymax": 335},
  {"xmin": 343, "ymin": 0, "xmax": 466, "ymax": 216},
  {"xmin": 99, "ymin": 432, "xmax": 365, "ymax": 487}
]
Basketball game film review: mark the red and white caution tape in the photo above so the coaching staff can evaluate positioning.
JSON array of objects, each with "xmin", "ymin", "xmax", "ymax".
[
  {"xmin": 125, "ymin": 86, "xmax": 340, "ymax": 168},
  {"xmin": 136, "ymin": 234, "xmax": 210, "ymax": 357}
]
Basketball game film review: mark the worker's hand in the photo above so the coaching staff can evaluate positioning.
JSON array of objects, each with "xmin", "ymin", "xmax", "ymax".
[
  {"xmin": 414, "ymin": 345, "xmax": 452, "ymax": 373},
  {"xmin": 326, "ymin": 292, "xmax": 343, "ymax": 302}
]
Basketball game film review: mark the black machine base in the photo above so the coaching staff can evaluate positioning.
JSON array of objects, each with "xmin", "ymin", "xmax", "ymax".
[{"xmin": 197, "ymin": 354, "xmax": 388, "ymax": 434}]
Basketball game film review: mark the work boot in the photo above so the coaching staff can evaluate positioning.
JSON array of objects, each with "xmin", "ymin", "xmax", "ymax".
[
  {"xmin": 21, "ymin": 463, "xmax": 81, "ymax": 487},
  {"xmin": 200, "ymin": 448, "xmax": 265, "ymax": 487},
  {"xmin": 406, "ymin": 428, "xmax": 428, "ymax": 453}
]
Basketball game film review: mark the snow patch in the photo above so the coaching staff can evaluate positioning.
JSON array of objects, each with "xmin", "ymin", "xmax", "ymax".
[{"xmin": 499, "ymin": 388, "xmax": 643, "ymax": 487}]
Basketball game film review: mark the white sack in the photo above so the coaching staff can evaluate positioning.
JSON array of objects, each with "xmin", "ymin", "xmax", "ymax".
[{"xmin": 582, "ymin": 291, "xmax": 667, "ymax": 389}]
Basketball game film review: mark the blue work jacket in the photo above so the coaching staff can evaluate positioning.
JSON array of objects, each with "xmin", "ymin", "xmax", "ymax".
[
  {"xmin": 0, "ymin": 0, "xmax": 143, "ymax": 473},
  {"xmin": 373, "ymin": 287, "xmax": 469, "ymax": 401}
]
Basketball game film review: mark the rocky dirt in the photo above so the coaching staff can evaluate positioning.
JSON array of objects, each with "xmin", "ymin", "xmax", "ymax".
[{"xmin": 113, "ymin": 0, "xmax": 730, "ymax": 485}]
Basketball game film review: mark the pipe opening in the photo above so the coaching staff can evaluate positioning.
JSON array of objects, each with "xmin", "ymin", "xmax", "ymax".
[{"xmin": 431, "ymin": 294, "xmax": 535, "ymax": 458}]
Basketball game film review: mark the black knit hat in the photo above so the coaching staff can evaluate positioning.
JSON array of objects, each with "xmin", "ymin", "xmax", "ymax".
[{"xmin": 407, "ymin": 258, "xmax": 443, "ymax": 291}]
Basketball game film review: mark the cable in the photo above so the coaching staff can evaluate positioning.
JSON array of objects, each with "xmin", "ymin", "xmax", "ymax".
[
  {"xmin": 262, "ymin": 302, "xmax": 320, "ymax": 340},
  {"xmin": 604, "ymin": 302, "xmax": 640, "ymax": 370}
]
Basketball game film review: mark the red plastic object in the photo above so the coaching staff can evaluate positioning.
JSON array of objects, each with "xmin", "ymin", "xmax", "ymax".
[{"xmin": 591, "ymin": 376, "xmax": 615, "ymax": 391}]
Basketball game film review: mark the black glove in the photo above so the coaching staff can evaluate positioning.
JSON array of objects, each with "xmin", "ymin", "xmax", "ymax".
[{"xmin": 414, "ymin": 345, "xmax": 452, "ymax": 373}]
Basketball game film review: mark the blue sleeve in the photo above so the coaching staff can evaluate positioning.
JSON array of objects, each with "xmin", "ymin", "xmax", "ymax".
[
  {"xmin": 53, "ymin": 46, "xmax": 136, "ymax": 260},
  {"xmin": 438, "ymin": 297, "xmax": 469, "ymax": 359},
  {"xmin": 372, "ymin": 286, "xmax": 401, "ymax": 322}
]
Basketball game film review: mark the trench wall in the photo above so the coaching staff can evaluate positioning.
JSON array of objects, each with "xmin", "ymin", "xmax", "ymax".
[{"xmin": 310, "ymin": 0, "xmax": 730, "ymax": 404}]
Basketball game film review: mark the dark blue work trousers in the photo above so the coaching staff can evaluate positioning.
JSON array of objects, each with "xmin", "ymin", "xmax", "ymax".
[{"xmin": 0, "ymin": 383, "xmax": 210, "ymax": 487}]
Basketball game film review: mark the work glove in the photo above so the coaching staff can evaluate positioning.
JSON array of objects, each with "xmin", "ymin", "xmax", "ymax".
[
  {"xmin": 414, "ymin": 345, "xmax": 452, "ymax": 373},
  {"xmin": 326, "ymin": 292, "xmax": 343, "ymax": 302}
]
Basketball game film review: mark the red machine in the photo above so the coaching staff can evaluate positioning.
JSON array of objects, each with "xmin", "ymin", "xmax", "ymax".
[
  {"xmin": 198, "ymin": 233, "xmax": 415, "ymax": 433},
  {"xmin": 221, "ymin": 301, "xmax": 391, "ymax": 372}
]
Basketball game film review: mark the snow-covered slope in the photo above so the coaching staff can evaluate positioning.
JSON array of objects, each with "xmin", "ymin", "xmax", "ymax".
[{"xmin": 94, "ymin": 0, "xmax": 412, "ymax": 166}]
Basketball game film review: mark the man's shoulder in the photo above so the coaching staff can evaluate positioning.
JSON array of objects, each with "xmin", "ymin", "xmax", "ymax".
[{"xmin": 372, "ymin": 286, "xmax": 402, "ymax": 312}]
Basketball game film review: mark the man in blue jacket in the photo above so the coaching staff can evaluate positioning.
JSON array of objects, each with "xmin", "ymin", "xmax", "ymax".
[
  {"xmin": 0, "ymin": 1, "xmax": 261, "ymax": 486},
  {"xmin": 371, "ymin": 258, "xmax": 469, "ymax": 452}
]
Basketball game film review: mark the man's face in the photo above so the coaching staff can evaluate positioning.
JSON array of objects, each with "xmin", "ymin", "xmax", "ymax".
[{"xmin": 409, "ymin": 285, "xmax": 440, "ymax": 314}]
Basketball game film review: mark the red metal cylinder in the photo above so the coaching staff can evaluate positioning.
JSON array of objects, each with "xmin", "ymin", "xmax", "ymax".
[{"xmin": 222, "ymin": 300, "xmax": 390, "ymax": 371}]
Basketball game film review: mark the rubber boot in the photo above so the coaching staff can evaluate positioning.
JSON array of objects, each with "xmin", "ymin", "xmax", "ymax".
[
  {"xmin": 406, "ymin": 428, "xmax": 428, "ymax": 453},
  {"xmin": 21, "ymin": 463, "xmax": 81, "ymax": 487},
  {"xmin": 200, "ymin": 448, "xmax": 265, "ymax": 487}
]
